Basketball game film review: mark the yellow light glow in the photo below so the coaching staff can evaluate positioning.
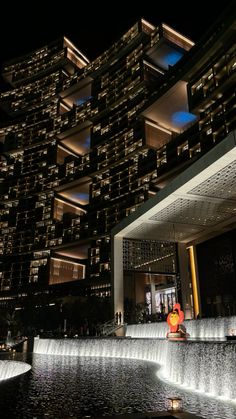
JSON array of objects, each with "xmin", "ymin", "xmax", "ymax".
[
  {"xmin": 166, "ymin": 397, "xmax": 183, "ymax": 412},
  {"xmin": 141, "ymin": 19, "xmax": 155, "ymax": 31},
  {"xmin": 55, "ymin": 196, "xmax": 87, "ymax": 213},
  {"xmin": 63, "ymin": 37, "xmax": 89, "ymax": 63},
  {"xmin": 162, "ymin": 24, "xmax": 195, "ymax": 47},
  {"xmin": 188, "ymin": 246, "xmax": 199, "ymax": 318},
  {"xmin": 67, "ymin": 47, "xmax": 88, "ymax": 67},
  {"xmin": 60, "ymin": 102, "xmax": 71, "ymax": 111},
  {"xmin": 51, "ymin": 257, "xmax": 85, "ymax": 268},
  {"xmin": 145, "ymin": 120, "xmax": 172, "ymax": 135},
  {"xmin": 172, "ymin": 399, "xmax": 181, "ymax": 410},
  {"xmin": 57, "ymin": 144, "xmax": 78, "ymax": 158},
  {"xmin": 143, "ymin": 60, "xmax": 164, "ymax": 74}
]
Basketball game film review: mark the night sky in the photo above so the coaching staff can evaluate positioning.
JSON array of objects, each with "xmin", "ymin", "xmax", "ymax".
[{"xmin": 0, "ymin": 1, "xmax": 234, "ymax": 66}]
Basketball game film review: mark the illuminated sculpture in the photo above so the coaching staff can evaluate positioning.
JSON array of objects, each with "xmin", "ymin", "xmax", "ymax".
[{"xmin": 166, "ymin": 303, "xmax": 189, "ymax": 340}]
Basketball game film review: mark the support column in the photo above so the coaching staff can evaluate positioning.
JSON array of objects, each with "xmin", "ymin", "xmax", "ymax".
[
  {"xmin": 111, "ymin": 234, "xmax": 124, "ymax": 317},
  {"xmin": 178, "ymin": 243, "xmax": 193, "ymax": 319},
  {"xmin": 188, "ymin": 245, "xmax": 201, "ymax": 319},
  {"xmin": 150, "ymin": 281, "xmax": 156, "ymax": 314}
]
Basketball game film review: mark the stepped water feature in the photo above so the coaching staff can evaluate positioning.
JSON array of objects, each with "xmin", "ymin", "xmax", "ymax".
[
  {"xmin": 34, "ymin": 335, "xmax": 236, "ymax": 401},
  {"xmin": 126, "ymin": 316, "xmax": 236, "ymax": 338},
  {"xmin": 0, "ymin": 360, "xmax": 31, "ymax": 381}
]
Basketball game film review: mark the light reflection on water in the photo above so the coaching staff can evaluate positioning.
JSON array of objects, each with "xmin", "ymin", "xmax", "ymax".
[{"xmin": 0, "ymin": 352, "xmax": 236, "ymax": 419}]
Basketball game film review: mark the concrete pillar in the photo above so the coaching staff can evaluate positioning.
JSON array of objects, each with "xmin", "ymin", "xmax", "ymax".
[{"xmin": 111, "ymin": 235, "xmax": 124, "ymax": 317}]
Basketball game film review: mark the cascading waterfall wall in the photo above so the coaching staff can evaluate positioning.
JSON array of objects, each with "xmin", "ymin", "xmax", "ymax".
[
  {"xmin": 34, "ymin": 337, "xmax": 236, "ymax": 400},
  {"xmin": 126, "ymin": 316, "xmax": 236, "ymax": 338},
  {"xmin": 0, "ymin": 360, "xmax": 31, "ymax": 381}
]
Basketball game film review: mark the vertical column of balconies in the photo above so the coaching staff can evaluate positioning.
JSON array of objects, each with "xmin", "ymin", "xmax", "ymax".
[
  {"xmin": 86, "ymin": 23, "xmax": 169, "ymax": 291},
  {"xmin": 0, "ymin": 39, "xmax": 90, "ymax": 301},
  {"xmin": 87, "ymin": 22, "xmax": 195, "ymax": 292},
  {"xmin": 188, "ymin": 39, "xmax": 236, "ymax": 154}
]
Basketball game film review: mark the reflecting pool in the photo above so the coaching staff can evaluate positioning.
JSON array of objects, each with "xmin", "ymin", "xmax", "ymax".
[{"xmin": 0, "ymin": 351, "xmax": 236, "ymax": 419}]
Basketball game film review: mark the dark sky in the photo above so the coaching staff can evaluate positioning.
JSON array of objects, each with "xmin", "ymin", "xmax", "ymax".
[{"xmin": 0, "ymin": 1, "xmax": 234, "ymax": 66}]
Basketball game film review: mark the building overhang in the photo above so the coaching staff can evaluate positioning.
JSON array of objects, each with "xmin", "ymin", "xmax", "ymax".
[
  {"xmin": 112, "ymin": 129, "xmax": 236, "ymax": 246},
  {"xmin": 60, "ymin": 76, "xmax": 93, "ymax": 108},
  {"xmin": 56, "ymin": 177, "xmax": 91, "ymax": 206},
  {"xmin": 58, "ymin": 123, "xmax": 92, "ymax": 156},
  {"xmin": 142, "ymin": 80, "xmax": 197, "ymax": 133},
  {"xmin": 54, "ymin": 244, "xmax": 89, "ymax": 260}
]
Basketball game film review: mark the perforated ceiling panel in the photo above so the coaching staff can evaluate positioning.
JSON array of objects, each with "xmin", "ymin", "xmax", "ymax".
[
  {"xmin": 189, "ymin": 161, "xmax": 236, "ymax": 200},
  {"xmin": 117, "ymin": 134, "xmax": 236, "ymax": 244},
  {"xmin": 126, "ymin": 221, "xmax": 203, "ymax": 241},
  {"xmin": 149, "ymin": 197, "xmax": 236, "ymax": 226},
  {"xmin": 126, "ymin": 222, "xmax": 173, "ymax": 241},
  {"xmin": 123, "ymin": 238, "xmax": 176, "ymax": 272}
]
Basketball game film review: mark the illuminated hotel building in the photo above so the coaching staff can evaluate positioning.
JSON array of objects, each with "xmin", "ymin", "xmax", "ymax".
[{"xmin": 0, "ymin": 5, "xmax": 235, "ymax": 319}]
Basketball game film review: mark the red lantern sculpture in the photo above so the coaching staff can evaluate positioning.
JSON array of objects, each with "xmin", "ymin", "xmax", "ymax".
[{"xmin": 166, "ymin": 303, "xmax": 189, "ymax": 340}]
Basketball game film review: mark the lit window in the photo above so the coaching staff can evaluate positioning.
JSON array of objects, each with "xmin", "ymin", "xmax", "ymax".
[{"xmin": 196, "ymin": 82, "xmax": 203, "ymax": 91}]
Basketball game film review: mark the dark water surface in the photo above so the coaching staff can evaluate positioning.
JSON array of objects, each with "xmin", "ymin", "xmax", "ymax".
[{"xmin": 0, "ymin": 351, "xmax": 236, "ymax": 419}]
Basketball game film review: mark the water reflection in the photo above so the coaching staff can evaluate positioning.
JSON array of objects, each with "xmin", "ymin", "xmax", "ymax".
[{"xmin": 0, "ymin": 352, "xmax": 236, "ymax": 418}]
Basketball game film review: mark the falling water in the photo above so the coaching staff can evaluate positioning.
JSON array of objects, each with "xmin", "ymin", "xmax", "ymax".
[
  {"xmin": 163, "ymin": 341, "xmax": 236, "ymax": 399},
  {"xmin": 0, "ymin": 360, "xmax": 31, "ymax": 381},
  {"xmin": 186, "ymin": 317, "xmax": 236, "ymax": 339},
  {"xmin": 6, "ymin": 331, "xmax": 13, "ymax": 346},
  {"xmin": 126, "ymin": 322, "xmax": 168, "ymax": 338},
  {"xmin": 126, "ymin": 316, "xmax": 236, "ymax": 338},
  {"xmin": 33, "ymin": 336, "xmax": 236, "ymax": 401}
]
